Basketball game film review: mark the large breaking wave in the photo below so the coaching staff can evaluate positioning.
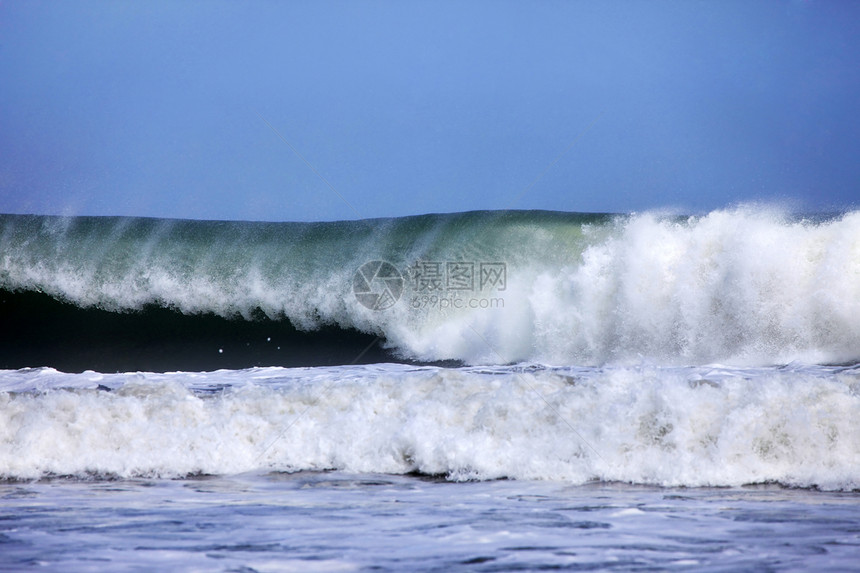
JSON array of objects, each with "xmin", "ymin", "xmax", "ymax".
[{"xmin": 1, "ymin": 208, "xmax": 859, "ymax": 369}]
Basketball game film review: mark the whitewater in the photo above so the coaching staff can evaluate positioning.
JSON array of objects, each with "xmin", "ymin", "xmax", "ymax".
[
  {"xmin": 2, "ymin": 208, "xmax": 859, "ymax": 571},
  {"xmin": 2, "ymin": 362, "xmax": 859, "ymax": 489}
]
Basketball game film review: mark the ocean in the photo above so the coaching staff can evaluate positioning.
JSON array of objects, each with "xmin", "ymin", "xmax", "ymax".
[{"xmin": 1, "ymin": 208, "xmax": 859, "ymax": 570}]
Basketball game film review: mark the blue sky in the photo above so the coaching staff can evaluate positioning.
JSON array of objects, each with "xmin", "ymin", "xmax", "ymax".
[{"xmin": 1, "ymin": 1, "xmax": 858, "ymax": 221}]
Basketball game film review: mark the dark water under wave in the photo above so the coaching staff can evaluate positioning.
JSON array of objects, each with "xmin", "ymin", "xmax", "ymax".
[{"xmin": 0, "ymin": 289, "xmax": 397, "ymax": 372}]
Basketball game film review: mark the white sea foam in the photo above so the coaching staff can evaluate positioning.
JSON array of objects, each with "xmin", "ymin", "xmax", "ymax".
[
  {"xmin": 378, "ymin": 209, "xmax": 860, "ymax": 365},
  {"xmin": 522, "ymin": 209, "xmax": 860, "ymax": 365},
  {"xmin": 2, "ymin": 363, "xmax": 858, "ymax": 489}
]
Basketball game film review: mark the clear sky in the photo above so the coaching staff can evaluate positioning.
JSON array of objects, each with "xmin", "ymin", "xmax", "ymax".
[{"xmin": 1, "ymin": 1, "xmax": 858, "ymax": 221}]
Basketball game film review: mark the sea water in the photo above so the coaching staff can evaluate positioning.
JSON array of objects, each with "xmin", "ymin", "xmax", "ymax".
[
  {"xmin": 1, "ymin": 208, "xmax": 859, "ymax": 570},
  {"xmin": 3, "ymin": 469, "xmax": 860, "ymax": 571}
]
